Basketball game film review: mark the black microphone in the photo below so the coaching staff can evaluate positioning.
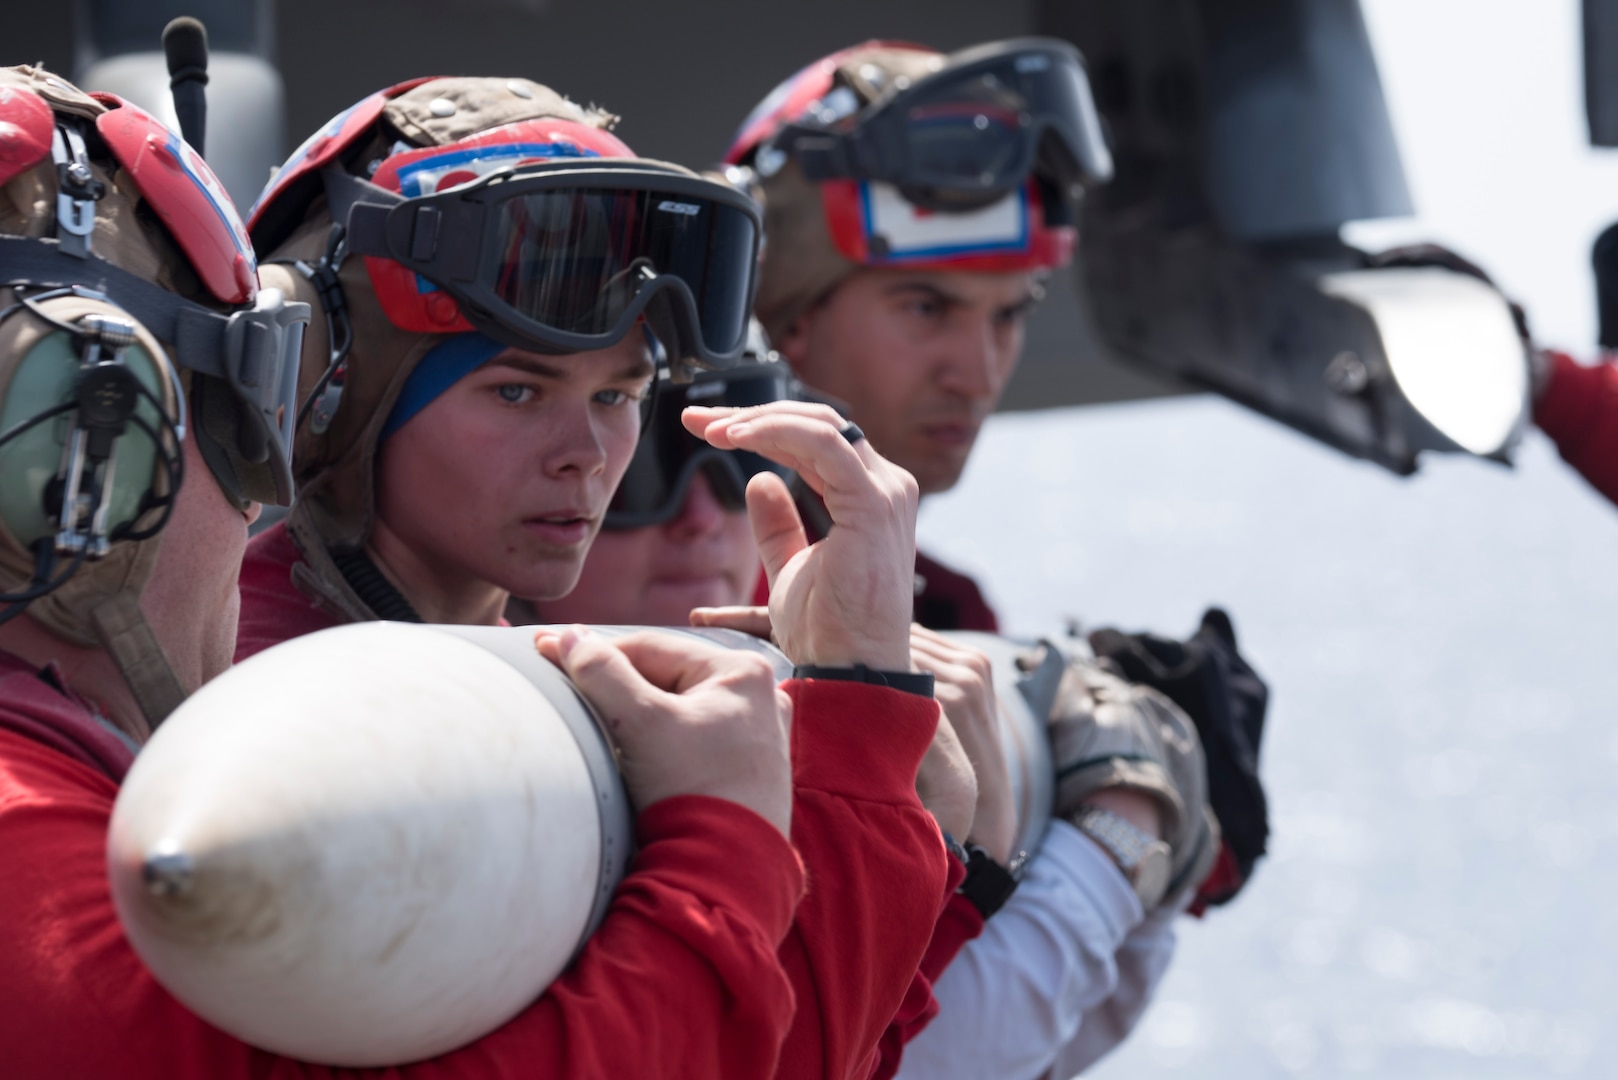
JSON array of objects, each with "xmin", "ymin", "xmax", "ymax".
[{"xmin": 162, "ymin": 17, "xmax": 209, "ymax": 158}]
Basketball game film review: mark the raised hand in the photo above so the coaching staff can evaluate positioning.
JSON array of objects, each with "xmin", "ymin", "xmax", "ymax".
[{"xmin": 682, "ymin": 401, "xmax": 918, "ymax": 672}]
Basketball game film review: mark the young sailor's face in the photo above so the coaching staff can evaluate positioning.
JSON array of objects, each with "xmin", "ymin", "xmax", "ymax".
[
  {"xmin": 777, "ymin": 267, "xmax": 1039, "ymax": 496},
  {"xmin": 532, "ymin": 470, "xmax": 760, "ymax": 626},
  {"xmin": 373, "ymin": 336, "xmax": 654, "ymax": 605}
]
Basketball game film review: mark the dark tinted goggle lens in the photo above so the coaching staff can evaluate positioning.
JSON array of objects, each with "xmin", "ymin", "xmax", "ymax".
[
  {"xmin": 488, "ymin": 189, "xmax": 758, "ymax": 357},
  {"xmin": 896, "ymin": 53, "xmax": 1095, "ymax": 195},
  {"xmin": 904, "ymin": 83, "xmax": 1031, "ymax": 189},
  {"xmin": 607, "ymin": 371, "xmax": 790, "ymax": 527}
]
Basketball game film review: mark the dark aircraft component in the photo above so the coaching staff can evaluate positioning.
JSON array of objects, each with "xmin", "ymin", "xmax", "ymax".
[
  {"xmin": 1586, "ymin": 0, "xmax": 1618, "ymax": 146},
  {"xmin": 1043, "ymin": 0, "xmax": 1531, "ymax": 474}
]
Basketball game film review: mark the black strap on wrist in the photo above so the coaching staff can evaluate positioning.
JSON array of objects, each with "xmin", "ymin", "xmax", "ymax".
[
  {"xmin": 790, "ymin": 663, "xmax": 935, "ymax": 698},
  {"xmin": 956, "ymin": 844, "xmax": 1025, "ymax": 919}
]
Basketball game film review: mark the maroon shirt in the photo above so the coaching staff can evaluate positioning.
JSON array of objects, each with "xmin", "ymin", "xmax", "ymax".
[{"xmin": 1537, "ymin": 350, "xmax": 1618, "ymax": 508}]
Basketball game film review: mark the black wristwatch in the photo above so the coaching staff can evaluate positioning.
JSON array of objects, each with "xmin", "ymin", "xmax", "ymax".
[
  {"xmin": 790, "ymin": 663, "xmax": 935, "ymax": 698},
  {"xmin": 955, "ymin": 842, "xmax": 1028, "ymax": 919}
]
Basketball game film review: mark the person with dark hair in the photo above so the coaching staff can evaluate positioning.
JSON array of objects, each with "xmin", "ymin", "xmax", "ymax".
[{"xmin": 723, "ymin": 40, "xmax": 1264, "ymax": 1079}]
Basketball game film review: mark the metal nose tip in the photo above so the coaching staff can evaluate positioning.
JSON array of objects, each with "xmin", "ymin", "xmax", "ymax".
[{"xmin": 143, "ymin": 846, "xmax": 195, "ymax": 898}]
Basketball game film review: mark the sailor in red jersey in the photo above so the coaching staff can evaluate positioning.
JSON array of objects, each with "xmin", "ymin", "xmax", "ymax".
[
  {"xmin": 237, "ymin": 76, "xmax": 953, "ymax": 1079},
  {"xmin": 0, "ymin": 66, "xmax": 813, "ymax": 1079}
]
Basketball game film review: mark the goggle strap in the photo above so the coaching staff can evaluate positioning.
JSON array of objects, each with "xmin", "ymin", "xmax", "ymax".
[
  {"xmin": 0, "ymin": 235, "xmax": 230, "ymax": 375},
  {"xmin": 0, "ymin": 235, "xmax": 317, "ymax": 395},
  {"xmin": 786, "ymin": 131, "xmax": 857, "ymax": 182},
  {"xmin": 321, "ymin": 166, "xmax": 406, "ymax": 261}
]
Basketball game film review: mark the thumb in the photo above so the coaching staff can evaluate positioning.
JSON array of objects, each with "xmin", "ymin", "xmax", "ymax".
[
  {"xmin": 745, "ymin": 471, "xmax": 808, "ymax": 590},
  {"xmin": 535, "ymin": 627, "xmax": 663, "ymax": 737},
  {"xmin": 690, "ymin": 605, "xmax": 775, "ymax": 639}
]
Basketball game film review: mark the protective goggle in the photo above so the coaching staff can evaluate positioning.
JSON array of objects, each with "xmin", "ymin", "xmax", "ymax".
[
  {"xmin": 770, "ymin": 37, "xmax": 1113, "ymax": 211},
  {"xmin": 606, "ymin": 364, "xmax": 793, "ymax": 529},
  {"xmin": 0, "ymin": 236, "xmax": 309, "ymax": 507},
  {"xmin": 331, "ymin": 160, "xmax": 763, "ymax": 377}
]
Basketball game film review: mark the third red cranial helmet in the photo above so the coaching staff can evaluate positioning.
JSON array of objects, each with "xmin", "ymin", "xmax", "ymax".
[
  {"xmin": 726, "ymin": 37, "xmax": 1111, "ymax": 286},
  {"xmin": 725, "ymin": 40, "xmax": 1111, "ymax": 339}
]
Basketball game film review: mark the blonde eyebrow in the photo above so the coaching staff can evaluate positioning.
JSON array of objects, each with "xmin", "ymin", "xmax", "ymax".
[
  {"xmin": 486, "ymin": 355, "xmax": 567, "ymax": 380},
  {"xmin": 615, "ymin": 355, "xmax": 657, "ymax": 382},
  {"xmin": 485, "ymin": 354, "xmax": 655, "ymax": 384}
]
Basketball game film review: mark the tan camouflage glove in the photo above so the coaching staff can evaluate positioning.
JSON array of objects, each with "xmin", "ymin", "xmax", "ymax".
[{"xmin": 1048, "ymin": 657, "xmax": 1220, "ymax": 909}]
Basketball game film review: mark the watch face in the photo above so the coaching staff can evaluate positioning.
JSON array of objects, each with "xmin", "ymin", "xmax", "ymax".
[{"xmin": 1134, "ymin": 843, "xmax": 1172, "ymax": 909}]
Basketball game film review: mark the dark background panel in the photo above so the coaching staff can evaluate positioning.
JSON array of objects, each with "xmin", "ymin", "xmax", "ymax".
[{"xmin": 6, "ymin": 0, "xmax": 1184, "ymax": 411}]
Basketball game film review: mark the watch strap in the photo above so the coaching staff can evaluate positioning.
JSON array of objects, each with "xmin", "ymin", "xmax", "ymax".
[
  {"xmin": 1069, "ymin": 804, "xmax": 1171, "ymax": 909},
  {"xmin": 956, "ymin": 843, "xmax": 1026, "ymax": 919},
  {"xmin": 790, "ymin": 663, "xmax": 935, "ymax": 698}
]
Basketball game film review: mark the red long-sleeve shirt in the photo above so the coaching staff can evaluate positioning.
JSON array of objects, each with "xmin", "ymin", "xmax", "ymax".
[
  {"xmin": 0, "ymin": 650, "xmax": 806, "ymax": 1078},
  {"xmin": 236, "ymin": 523, "xmax": 954, "ymax": 1080},
  {"xmin": 1537, "ymin": 350, "xmax": 1618, "ymax": 508}
]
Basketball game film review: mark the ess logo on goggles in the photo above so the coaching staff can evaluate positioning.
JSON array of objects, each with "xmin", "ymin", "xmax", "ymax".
[{"xmin": 325, "ymin": 159, "xmax": 763, "ymax": 376}]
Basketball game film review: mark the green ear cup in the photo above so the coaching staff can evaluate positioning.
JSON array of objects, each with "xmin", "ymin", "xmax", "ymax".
[{"xmin": 0, "ymin": 329, "xmax": 167, "ymax": 548}]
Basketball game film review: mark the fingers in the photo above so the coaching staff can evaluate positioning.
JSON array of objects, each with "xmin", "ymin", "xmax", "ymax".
[
  {"xmin": 684, "ymin": 400, "xmax": 862, "ymax": 450},
  {"xmin": 536, "ymin": 627, "xmax": 728, "ymax": 696},
  {"xmin": 689, "ymin": 605, "xmax": 775, "ymax": 639},
  {"xmin": 909, "ymin": 628, "xmax": 995, "ymax": 700},
  {"xmin": 743, "ymin": 471, "xmax": 808, "ymax": 589},
  {"xmin": 533, "ymin": 627, "xmax": 666, "ymax": 730},
  {"xmin": 683, "ymin": 403, "xmax": 886, "ymax": 505},
  {"xmin": 914, "ymin": 711, "xmax": 977, "ymax": 841}
]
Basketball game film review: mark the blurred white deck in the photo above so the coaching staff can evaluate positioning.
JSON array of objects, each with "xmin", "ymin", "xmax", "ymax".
[{"xmin": 920, "ymin": 396, "xmax": 1618, "ymax": 1078}]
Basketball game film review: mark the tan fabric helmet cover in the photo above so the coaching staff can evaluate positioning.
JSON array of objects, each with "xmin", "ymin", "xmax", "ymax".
[
  {"xmin": 264, "ymin": 77, "xmax": 621, "ymax": 553},
  {"xmin": 752, "ymin": 45, "xmax": 944, "ymax": 342},
  {"xmin": 0, "ymin": 67, "xmax": 198, "ymax": 650}
]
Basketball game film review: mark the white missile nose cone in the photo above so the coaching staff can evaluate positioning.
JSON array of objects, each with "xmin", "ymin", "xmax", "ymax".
[{"xmin": 107, "ymin": 622, "xmax": 631, "ymax": 1066}]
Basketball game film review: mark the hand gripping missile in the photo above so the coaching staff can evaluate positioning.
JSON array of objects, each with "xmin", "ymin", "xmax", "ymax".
[{"xmin": 106, "ymin": 622, "xmax": 633, "ymax": 1066}]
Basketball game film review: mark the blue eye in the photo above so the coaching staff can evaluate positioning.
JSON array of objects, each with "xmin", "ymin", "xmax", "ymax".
[{"xmin": 496, "ymin": 385, "xmax": 533, "ymax": 404}]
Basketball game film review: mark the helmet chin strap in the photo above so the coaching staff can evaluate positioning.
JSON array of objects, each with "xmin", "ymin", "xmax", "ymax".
[{"xmin": 89, "ymin": 591, "xmax": 186, "ymax": 741}]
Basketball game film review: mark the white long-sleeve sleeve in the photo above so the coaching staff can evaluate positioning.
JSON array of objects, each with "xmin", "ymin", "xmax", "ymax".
[{"xmin": 894, "ymin": 819, "xmax": 1179, "ymax": 1080}]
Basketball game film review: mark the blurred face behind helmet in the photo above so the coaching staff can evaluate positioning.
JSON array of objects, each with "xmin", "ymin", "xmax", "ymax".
[
  {"xmin": 775, "ymin": 267, "xmax": 1039, "ymax": 495},
  {"xmin": 531, "ymin": 470, "xmax": 760, "ymax": 627},
  {"xmin": 370, "ymin": 336, "xmax": 653, "ymax": 622},
  {"xmin": 140, "ymin": 433, "xmax": 261, "ymax": 691}
]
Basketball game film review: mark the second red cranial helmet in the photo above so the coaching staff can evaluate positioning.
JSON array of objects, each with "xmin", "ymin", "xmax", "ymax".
[{"xmin": 724, "ymin": 39, "xmax": 1112, "ymax": 339}]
